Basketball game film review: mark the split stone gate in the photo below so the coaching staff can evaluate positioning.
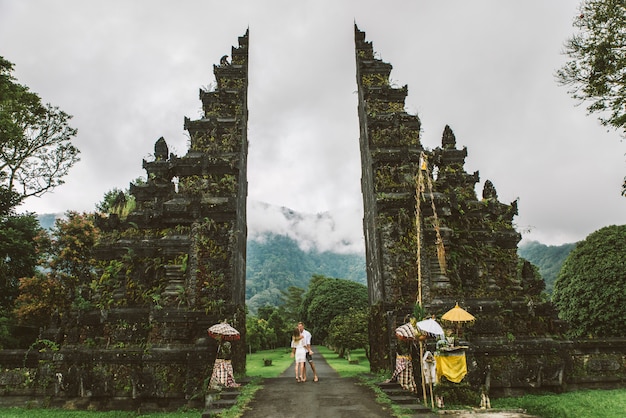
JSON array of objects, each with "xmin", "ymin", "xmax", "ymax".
[{"xmin": 1, "ymin": 26, "xmax": 624, "ymax": 410}]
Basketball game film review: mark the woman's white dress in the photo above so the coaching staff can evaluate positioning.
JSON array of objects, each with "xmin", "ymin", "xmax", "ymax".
[{"xmin": 294, "ymin": 337, "xmax": 307, "ymax": 363}]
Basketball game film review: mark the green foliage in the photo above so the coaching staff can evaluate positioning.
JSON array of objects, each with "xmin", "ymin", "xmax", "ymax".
[
  {"xmin": 95, "ymin": 185, "xmax": 138, "ymax": 217},
  {"xmin": 245, "ymin": 348, "xmax": 293, "ymax": 378},
  {"xmin": 14, "ymin": 212, "xmax": 99, "ymax": 326},
  {"xmin": 245, "ymin": 315, "xmax": 276, "ymax": 352},
  {"xmin": 556, "ymin": 0, "xmax": 626, "ymax": 136},
  {"xmin": 433, "ymin": 380, "xmax": 480, "ymax": 407},
  {"xmin": 280, "ymin": 286, "xmax": 305, "ymax": 325},
  {"xmin": 246, "ymin": 233, "xmax": 365, "ymax": 314},
  {"xmin": 301, "ymin": 275, "xmax": 368, "ymax": 344},
  {"xmin": 518, "ymin": 240, "xmax": 576, "ymax": 293},
  {"xmin": 0, "ymin": 213, "xmax": 44, "ymax": 313},
  {"xmin": 552, "ymin": 225, "xmax": 626, "ymax": 338},
  {"xmin": 0, "ymin": 56, "xmax": 79, "ymax": 200},
  {"xmin": 493, "ymin": 388, "xmax": 626, "ymax": 418},
  {"xmin": 317, "ymin": 346, "xmax": 371, "ymax": 377},
  {"xmin": 327, "ymin": 307, "xmax": 369, "ymax": 359}
]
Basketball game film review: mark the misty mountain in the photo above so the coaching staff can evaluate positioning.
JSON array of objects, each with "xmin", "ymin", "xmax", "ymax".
[
  {"xmin": 246, "ymin": 233, "xmax": 366, "ymax": 313},
  {"xmin": 518, "ymin": 240, "xmax": 576, "ymax": 293}
]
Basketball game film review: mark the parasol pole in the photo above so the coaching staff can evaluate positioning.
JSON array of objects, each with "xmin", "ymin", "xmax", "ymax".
[
  {"xmin": 430, "ymin": 375, "xmax": 435, "ymax": 408},
  {"xmin": 416, "ymin": 153, "xmax": 428, "ymax": 406}
]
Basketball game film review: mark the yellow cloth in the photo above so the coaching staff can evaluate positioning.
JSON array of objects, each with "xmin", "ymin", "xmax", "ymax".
[{"xmin": 435, "ymin": 352, "xmax": 467, "ymax": 383}]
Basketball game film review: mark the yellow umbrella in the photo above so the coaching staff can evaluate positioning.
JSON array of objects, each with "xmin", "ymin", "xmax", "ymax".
[
  {"xmin": 441, "ymin": 303, "xmax": 475, "ymax": 323},
  {"xmin": 441, "ymin": 303, "xmax": 475, "ymax": 339}
]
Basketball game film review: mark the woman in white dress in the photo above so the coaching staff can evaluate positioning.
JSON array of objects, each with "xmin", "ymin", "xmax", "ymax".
[{"xmin": 291, "ymin": 328, "xmax": 307, "ymax": 382}]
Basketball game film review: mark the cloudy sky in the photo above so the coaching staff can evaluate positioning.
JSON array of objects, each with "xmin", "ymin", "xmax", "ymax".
[{"xmin": 1, "ymin": 0, "xmax": 624, "ymax": 252}]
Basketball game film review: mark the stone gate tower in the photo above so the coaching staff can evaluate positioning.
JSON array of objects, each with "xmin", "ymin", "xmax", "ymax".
[
  {"xmin": 51, "ymin": 30, "xmax": 249, "ymax": 408},
  {"xmin": 355, "ymin": 25, "xmax": 561, "ymax": 383},
  {"xmin": 354, "ymin": 26, "xmax": 424, "ymax": 371}
]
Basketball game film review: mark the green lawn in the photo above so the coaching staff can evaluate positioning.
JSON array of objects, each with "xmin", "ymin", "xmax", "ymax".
[
  {"xmin": 316, "ymin": 346, "xmax": 373, "ymax": 377},
  {"xmin": 244, "ymin": 347, "xmax": 293, "ymax": 378},
  {"xmin": 491, "ymin": 388, "xmax": 626, "ymax": 418}
]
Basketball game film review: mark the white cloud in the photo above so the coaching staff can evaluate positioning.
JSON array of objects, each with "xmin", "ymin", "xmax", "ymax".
[{"xmin": 2, "ymin": 0, "xmax": 623, "ymax": 248}]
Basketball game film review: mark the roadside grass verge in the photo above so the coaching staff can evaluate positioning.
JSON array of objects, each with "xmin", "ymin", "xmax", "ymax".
[
  {"xmin": 492, "ymin": 388, "xmax": 626, "ymax": 418},
  {"xmin": 244, "ymin": 346, "xmax": 293, "ymax": 378},
  {"xmin": 315, "ymin": 345, "xmax": 371, "ymax": 377}
]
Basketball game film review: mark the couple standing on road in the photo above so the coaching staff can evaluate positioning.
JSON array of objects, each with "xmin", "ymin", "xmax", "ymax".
[{"xmin": 290, "ymin": 322, "xmax": 319, "ymax": 383}]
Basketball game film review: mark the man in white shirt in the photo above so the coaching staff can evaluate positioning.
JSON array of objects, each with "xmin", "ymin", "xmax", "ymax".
[{"xmin": 298, "ymin": 322, "xmax": 319, "ymax": 382}]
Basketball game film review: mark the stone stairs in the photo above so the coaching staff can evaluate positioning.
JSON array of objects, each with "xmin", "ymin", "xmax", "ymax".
[
  {"xmin": 377, "ymin": 381, "xmax": 438, "ymax": 417},
  {"xmin": 201, "ymin": 379, "xmax": 249, "ymax": 418}
]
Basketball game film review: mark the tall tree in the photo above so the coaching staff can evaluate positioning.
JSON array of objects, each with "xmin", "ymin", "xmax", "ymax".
[
  {"xmin": 0, "ymin": 212, "xmax": 45, "ymax": 314},
  {"xmin": 14, "ymin": 212, "xmax": 99, "ymax": 327},
  {"xmin": 552, "ymin": 225, "xmax": 626, "ymax": 338},
  {"xmin": 556, "ymin": 0, "xmax": 626, "ymax": 195},
  {"xmin": 301, "ymin": 275, "xmax": 368, "ymax": 344},
  {"xmin": 557, "ymin": 0, "xmax": 626, "ymax": 134},
  {"xmin": 327, "ymin": 307, "xmax": 369, "ymax": 360},
  {"xmin": 280, "ymin": 285, "xmax": 306, "ymax": 326},
  {"xmin": 0, "ymin": 56, "xmax": 79, "ymax": 201}
]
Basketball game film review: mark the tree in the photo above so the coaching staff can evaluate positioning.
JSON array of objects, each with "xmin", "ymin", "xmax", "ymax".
[
  {"xmin": 14, "ymin": 212, "xmax": 99, "ymax": 326},
  {"xmin": 327, "ymin": 307, "xmax": 369, "ymax": 360},
  {"xmin": 557, "ymin": 0, "xmax": 626, "ymax": 134},
  {"xmin": 0, "ymin": 56, "xmax": 79, "ymax": 201},
  {"xmin": 552, "ymin": 225, "xmax": 626, "ymax": 338},
  {"xmin": 280, "ymin": 285, "xmax": 305, "ymax": 326},
  {"xmin": 0, "ymin": 213, "xmax": 46, "ymax": 313},
  {"xmin": 301, "ymin": 275, "xmax": 368, "ymax": 344},
  {"xmin": 555, "ymin": 1, "xmax": 626, "ymax": 196}
]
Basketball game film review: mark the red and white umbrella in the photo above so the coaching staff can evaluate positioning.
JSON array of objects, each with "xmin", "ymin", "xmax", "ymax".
[
  {"xmin": 208, "ymin": 322, "xmax": 240, "ymax": 341},
  {"xmin": 395, "ymin": 322, "xmax": 419, "ymax": 340}
]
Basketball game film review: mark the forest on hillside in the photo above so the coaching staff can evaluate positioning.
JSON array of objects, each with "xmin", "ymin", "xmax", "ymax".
[
  {"xmin": 517, "ymin": 240, "xmax": 575, "ymax": 293},
  {"xmin": 245, "ymin": 234, "xmax": 366, "ymax": 313},
  {"xmin": 245, "ymin": 236, "xmax": 576, "ymax": 314}
]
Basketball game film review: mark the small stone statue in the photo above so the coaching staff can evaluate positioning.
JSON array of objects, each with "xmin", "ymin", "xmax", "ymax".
[{"xmin": 482, "ymin": 180, "xmax": 498, "ymax": 200}]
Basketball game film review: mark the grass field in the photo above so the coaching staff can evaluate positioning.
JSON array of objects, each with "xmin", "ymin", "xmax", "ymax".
[
  {"xmin": 315, "ymin": 346, "xmax": 374, "ymax": 377},
  {"xmin": 244, "ymin": 346, "xmax": 293, "ymax": 378},
  {"xmin": 491, "ymin": 388, "xmax": 626, "ymax": 418}
]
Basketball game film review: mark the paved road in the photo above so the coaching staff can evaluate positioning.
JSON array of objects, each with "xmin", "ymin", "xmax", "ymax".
[
  {"xmin": 238, "ymin": 349, "xmax": 538, "ymax": 418},
  {"xmin": 239, "ymin": 348, "xmax": 398, "ymax": 418}
]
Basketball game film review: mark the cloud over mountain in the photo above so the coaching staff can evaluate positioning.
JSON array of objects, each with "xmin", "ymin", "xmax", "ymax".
[{"xmin": 247, "ymin": 200, "xmax": 364, "ymax": 255}]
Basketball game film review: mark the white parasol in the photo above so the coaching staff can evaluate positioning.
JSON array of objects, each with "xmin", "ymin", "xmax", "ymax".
[{"xmin": 415, "ymin": 318, "xmax": 445, "ymax": 338}]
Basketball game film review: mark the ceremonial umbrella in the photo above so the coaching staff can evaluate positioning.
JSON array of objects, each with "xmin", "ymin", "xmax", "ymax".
[
  {"xmin": 441, "ymin": 303, "xmax": 475, "ymax": 338},
  {"xmin": 415, "ymin": 318, "xmax": 445, "ymax": 338},
  {"xmin": 395, "ymin": 322, "xmax": 419, "ymax": 341},
  {"xmin": 208, "ymin": 322, "xmax": 240, "ymax": 341},
  {"xmin": 441, "ymin": 303, "xmax": 475, "ymax": 323}
]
